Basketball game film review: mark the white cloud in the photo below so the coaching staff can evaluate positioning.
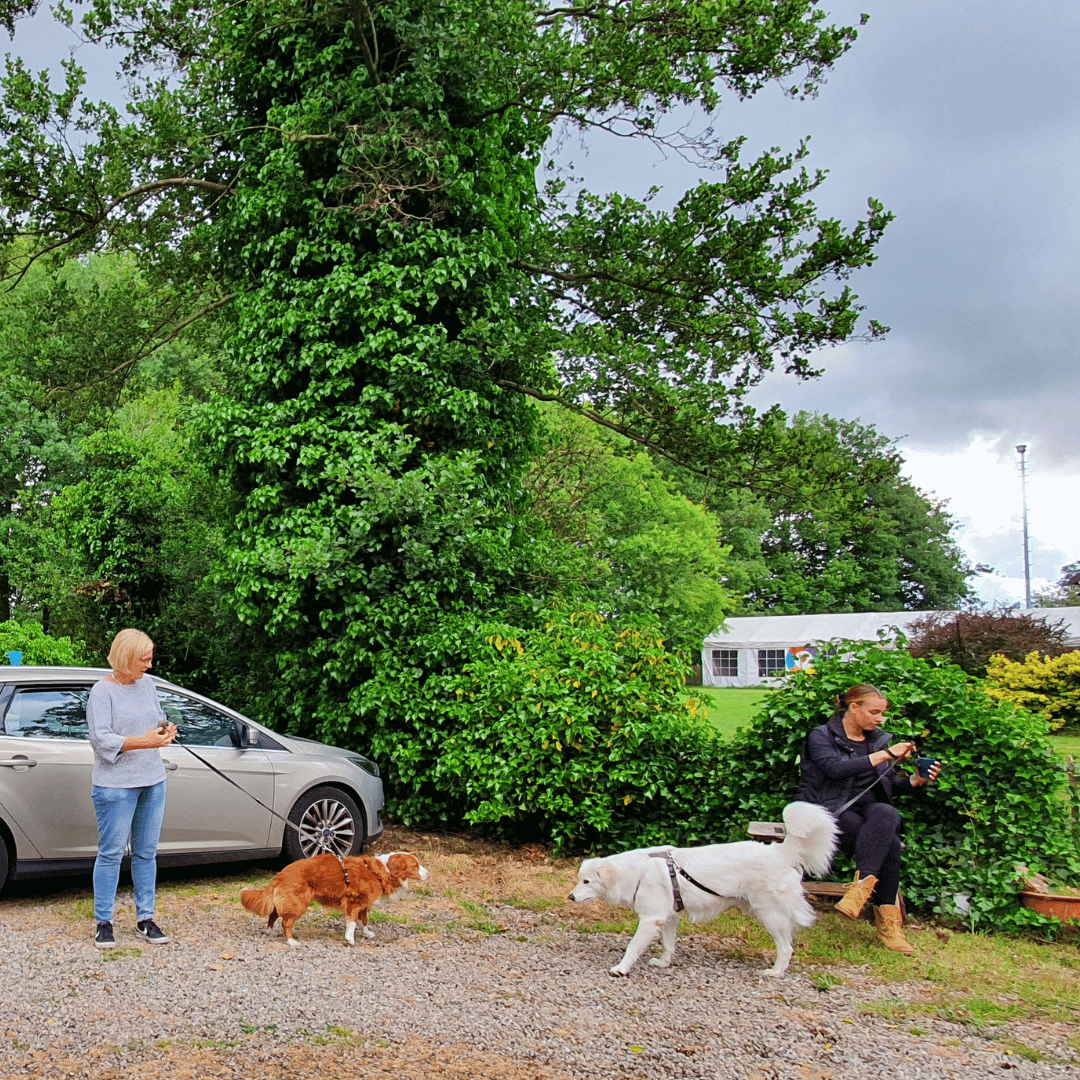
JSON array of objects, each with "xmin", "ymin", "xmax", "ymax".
[{"xmin": 901, "ymin": 435, "xmax": 1079, "ymax": 604}]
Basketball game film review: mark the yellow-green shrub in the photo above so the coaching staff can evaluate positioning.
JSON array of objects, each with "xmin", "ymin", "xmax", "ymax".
[{"xmin": 984, "ymin": 650, "xmax": 1080, "ymax": 730}]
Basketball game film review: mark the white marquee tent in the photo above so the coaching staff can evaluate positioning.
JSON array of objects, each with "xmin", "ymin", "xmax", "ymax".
[{"xmin": 700, "ymin": 608, "xmax": 1080, "ymax": 688}]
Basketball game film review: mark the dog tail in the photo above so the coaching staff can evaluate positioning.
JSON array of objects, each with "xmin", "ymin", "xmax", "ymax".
[
  {"xmin": 777, "ymin": 801, "xmax": 838, "ymax": 878},
  {"xmin": 240, "ymin": 882, "xmax": 276, "ymax": 918}
]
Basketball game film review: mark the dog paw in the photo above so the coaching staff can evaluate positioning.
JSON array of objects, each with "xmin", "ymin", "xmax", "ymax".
[
  {"xmin": 285, "ymin": 938, "xmax": 301, "ymax": 947},
  {"xmin": 647, "ymin": 957, "xmax": 672, "ymax": 968},
  {"xmin": 608, "ymin": 966, "xmax": 630, "ymax": 977},
  {"xmin": 362, "ymin": 927, "xmax": 375, "ymax": 939},
  {"xmin": 761, "ymin": 968, "xmax": 786, "ymax": 978}
]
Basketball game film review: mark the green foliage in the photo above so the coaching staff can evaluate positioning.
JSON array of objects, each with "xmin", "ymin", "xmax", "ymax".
[
  {"xmin": 385, "ymin": 609, "xmax": 725, "ymax": 851},
  {"xmin": 0, "ymin": 0, "xmax": 900, "ymax": 834},
  {"xmin": 45, "ymin": 386, "xmax": 241, "ymax": 686},
  {"xmin": 666, "ymin": 412, "xmax": 972, "ymax": 614},
  {"xmin": 718, "ymin": 637, "xmax": 1080, "ymax": 933},
  {"xmin": 523, "ymin": 406, "xmax": 733, "ymax": 654},
  {"xmin": 0, "ymin": 620, "xmax": 91, "ymax": 666},
  {"xmin": 985, "ymin": 651, "xmax": 1080, "ymax": 732}
]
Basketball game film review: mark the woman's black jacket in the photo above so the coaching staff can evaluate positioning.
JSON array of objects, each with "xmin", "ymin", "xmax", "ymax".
[{"xmin": 797, "ymin": 712, "xmax": 915, "ymax": 815}]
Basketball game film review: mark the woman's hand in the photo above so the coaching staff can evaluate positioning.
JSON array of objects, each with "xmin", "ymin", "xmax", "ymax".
[
  {"xmin": 139, "ymin": 722, "xmax": 178, "ymax": 748},
  {"xmin": 152, "ymin": 721, "xmax": 178, "ymax": 747},
  {"xmin": 121, "ymin": 722, "xmax": 178, "ymax": 752},
  {"xmin": 870, "ymin": 740, "xmax": 917, "ymax": 767},
  {"xmin": 911, "ymin": 760, "xmax": 941, "ymax": 787}
]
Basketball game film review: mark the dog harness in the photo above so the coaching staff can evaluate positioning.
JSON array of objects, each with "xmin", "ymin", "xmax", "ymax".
[{"xmin": 650, "ymin": 850, "xmax": 725, "ymax": 913}]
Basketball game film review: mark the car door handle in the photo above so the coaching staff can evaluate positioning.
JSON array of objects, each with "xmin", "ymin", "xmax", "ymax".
[
  {"xmin": 0, "ymin": 757, "xmax": 37, "ymax": 767},
  {"xmin": 163, "ymin": 761, "xmax": 178, "ymax": 771}
]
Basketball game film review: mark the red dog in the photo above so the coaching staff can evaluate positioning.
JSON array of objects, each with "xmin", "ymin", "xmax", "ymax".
[{"xmin": 240, "ymin": 851, "xmax": 429, "ymax": 945}]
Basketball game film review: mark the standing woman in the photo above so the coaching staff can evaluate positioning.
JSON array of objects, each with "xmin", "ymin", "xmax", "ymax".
[
  {"xmin": 797, "ymin": 683, "xmax": 940, "ymax": 954},
  {"xmin": 86, "ymin": 629, "xmax": 178, "ymax": 948}
]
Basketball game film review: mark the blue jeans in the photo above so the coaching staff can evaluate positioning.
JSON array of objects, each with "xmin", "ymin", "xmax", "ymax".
[{"xmin": 91, "ymin": 781, "xmax": 167, "ymax": 924}]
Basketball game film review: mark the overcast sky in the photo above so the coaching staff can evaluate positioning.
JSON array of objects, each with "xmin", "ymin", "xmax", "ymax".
[
  {"xmin": 7, "ymin": 0, "xmax": 1079, "ymax": 606},
  {"xmin": 551, "ymin": 0, "xmax": 1080, "ymax": 606}
]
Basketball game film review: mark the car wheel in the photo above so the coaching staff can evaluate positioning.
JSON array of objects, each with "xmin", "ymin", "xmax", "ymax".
[
  {"xmin": 283, "ymin": 786, "xmax": 365, "ymax": 862},
  {"xmin": 0, "ymin": 836, "xmax": 9, "ymax": 894}
]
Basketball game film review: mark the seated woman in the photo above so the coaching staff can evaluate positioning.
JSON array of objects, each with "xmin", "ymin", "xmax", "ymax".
[{"xmin": 797, "ymin": 683, "xmax": 940, "ymax": 954}]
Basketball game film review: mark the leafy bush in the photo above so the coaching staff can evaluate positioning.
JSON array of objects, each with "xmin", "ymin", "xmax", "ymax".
[
  {"xmin": 719, "ymin": 637, "xmax": 1080, "ymax": 933},
  {"xmin": 984, "ymin": 651, "xmax": 1080, "ymax": 731},
  {"xmin": 906, "ymin": 608, "xmax": 1072, "ymax": 677},
  {"xmin": 306, "ymin": 608, "xmax": 724, "ymax": 852},
  {"xmin": 0, "ymin": 620, "xmax": 92, "ymax": 666},
  {"xmin": 431, "ymin": 611, "xmax": 725, "ymax": 851}
]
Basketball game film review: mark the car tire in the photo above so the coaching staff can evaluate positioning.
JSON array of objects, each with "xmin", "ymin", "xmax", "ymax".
[
  {"xmin": 283, "ymin": 786, "xmax": 365, "ymax": 862},
  {"xmin": 0, "ymin": 836, "xmax": 9, "ymax": 894}
]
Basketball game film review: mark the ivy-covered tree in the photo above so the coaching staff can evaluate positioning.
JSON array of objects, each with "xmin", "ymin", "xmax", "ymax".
[{"xmin": 0, "ymin": 0, "xmax": 893, "ymax": 791}]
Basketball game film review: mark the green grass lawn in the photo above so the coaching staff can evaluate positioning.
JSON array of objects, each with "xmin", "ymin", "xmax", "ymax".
[{"xmin": 690, "ymin": 686, "xmax": 773, "ymax": 739}]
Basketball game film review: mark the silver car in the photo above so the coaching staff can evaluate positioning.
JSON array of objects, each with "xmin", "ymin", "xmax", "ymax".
[{"xmin": 0, "ymin": 667, "xmax": 384, "ymax": 890}]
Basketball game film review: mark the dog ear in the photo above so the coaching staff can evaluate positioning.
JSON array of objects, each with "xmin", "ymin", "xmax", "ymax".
[{"xmin": 596, "ymin": 862, "xmax": 620, "ymax": 890}]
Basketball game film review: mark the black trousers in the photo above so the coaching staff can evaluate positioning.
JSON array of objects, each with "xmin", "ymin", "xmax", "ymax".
[{"xmin": 835, "ymin": 802, "xmax": 902, "ymax": 907}]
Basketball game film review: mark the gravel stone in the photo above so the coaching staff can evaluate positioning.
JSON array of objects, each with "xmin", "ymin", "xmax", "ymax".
[{"xmin": 0, "ymin": 841, "xmax": 1075, "ymax": 1080}]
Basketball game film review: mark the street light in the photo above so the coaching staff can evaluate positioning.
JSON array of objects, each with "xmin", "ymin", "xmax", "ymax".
[{"xmin": 1015, "ymin": 444, "xmax": 1031, "ymax": 608}]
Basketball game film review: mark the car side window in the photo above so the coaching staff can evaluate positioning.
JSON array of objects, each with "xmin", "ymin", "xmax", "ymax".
[
  {"xmin": 157, "ymin": 690, "xmax": 237, "ymax": 747},
  {"xmin": 3, "ymin": 688, "xmax": 90, "ymax": 739}
]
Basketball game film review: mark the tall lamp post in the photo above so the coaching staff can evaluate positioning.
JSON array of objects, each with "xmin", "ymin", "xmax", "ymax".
[{"xmin": 1015, "ymin": 444, "xmax": 1031, "ymax": 608}]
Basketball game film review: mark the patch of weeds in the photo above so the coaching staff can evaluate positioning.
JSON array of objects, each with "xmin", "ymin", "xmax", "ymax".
[
  {"xmin": 930, "ymin": 996, "xmax": 1024, "ymax": 1034},
  {"xmin": 1001, "ymin": 1039, "xmax": 1044, "ymax": 1062},
  {"xmin": 63, "ymin": 897, "xmax": 95, "ymax": 922},
  {"xmin": 456, "ymin": 899, "xmax": 503, "ymax": 934},
  {"xmin": 101, "ymin": 947, "xmax": 143, "ymax": 961},
  {"xmin": 859, "ymin": 1000, "xmax": 928, "ymax": 1023},
  {"xmin": 505, "ymin": 894, "xmax": 564, "ymax": 912},
  {"xmin": 241, "ymin": 1024, "xmax": 278, "ymax": 1035},
  {"xmin": 311, "ymin": 1026, "xmax": 363, "ymax": 1046},
  {"xmin": 809, "ymin": 972, "xmax": 842, "ymax": 992},
  {"xmin": 370, "ymin": 910, "xmax": 406, "ymax": 925},
  {"xmin": 907, "ymin": 1027, "xmax": 928, "ymax": 1036}
]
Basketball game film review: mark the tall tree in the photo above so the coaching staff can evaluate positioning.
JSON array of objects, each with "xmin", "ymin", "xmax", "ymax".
[
  {"xmin": 663, "ymin": 412, "xmax": 972, "ymax": 614},
  {"xmin": 0, "ymin": 0, "xmax": 892, "ymax": 750}
]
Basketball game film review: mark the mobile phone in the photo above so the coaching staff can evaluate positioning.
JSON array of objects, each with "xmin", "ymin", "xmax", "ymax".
[{"xmin": 914, "ymin": 756, "xmax": 939, "ymax": 778}]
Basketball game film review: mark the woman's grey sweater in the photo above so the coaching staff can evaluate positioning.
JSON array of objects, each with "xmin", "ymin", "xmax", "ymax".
[{"xmin": 86, "ymin": 677, "xmax": 168, "ymax": 789}]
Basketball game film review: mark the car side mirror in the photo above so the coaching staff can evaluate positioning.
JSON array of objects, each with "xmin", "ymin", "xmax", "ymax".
[{"xmin": 235, "ymin": 721, "xmax": 260, "ymax": 748}]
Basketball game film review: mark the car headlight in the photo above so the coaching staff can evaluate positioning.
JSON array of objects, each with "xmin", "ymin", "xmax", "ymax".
[{"xmin": 349, "ymin": 755, "xmax": 380, "ymax": 778}]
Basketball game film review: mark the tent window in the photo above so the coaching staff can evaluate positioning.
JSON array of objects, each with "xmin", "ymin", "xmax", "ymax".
[
  {"xmin": 711, "ymin": 649, "xmax": 738, "ymax": 677},
  {"xmin": 757, "ymin": 649, "xmax": 786, "ymax": 677}
]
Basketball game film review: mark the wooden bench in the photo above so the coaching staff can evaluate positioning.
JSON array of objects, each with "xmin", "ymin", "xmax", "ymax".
[
  {"xmin": 748, "ymin": 821, "xmax": 905, "ymax": 914},
  {"xmin": 748, "ymin": 821, "xmax": 846, "ymax": 899}
]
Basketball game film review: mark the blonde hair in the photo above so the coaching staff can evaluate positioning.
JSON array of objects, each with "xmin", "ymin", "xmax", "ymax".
[{"xmin": 107, "ymin": 629, "xmax": 154, "ymax": 677}]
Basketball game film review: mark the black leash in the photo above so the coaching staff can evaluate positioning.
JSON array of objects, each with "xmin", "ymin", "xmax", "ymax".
[
  {"xmin": 649, "ymin": 752, "xmax": 910, "ymax": 915},
  {"xmin": 833, "ymin": 753, "xmax": 904, "ymax": 816},
  {"xmin": 166, "ymin": 734, "xmax": 351, "ymax": 885}
]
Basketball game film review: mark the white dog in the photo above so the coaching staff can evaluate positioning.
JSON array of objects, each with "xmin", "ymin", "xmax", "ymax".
[{"xmin": 568, "ymin": 801, "xmax": 837, "ymax": 977}]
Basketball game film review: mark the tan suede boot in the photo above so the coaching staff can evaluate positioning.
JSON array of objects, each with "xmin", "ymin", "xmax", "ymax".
[
  {"xmin": 835, "ymin": 872, "xmax": 878, "ymax": 920},
  {"xmin": 874, "ymin": 904, "xmax": 915, "ymax": 953}
]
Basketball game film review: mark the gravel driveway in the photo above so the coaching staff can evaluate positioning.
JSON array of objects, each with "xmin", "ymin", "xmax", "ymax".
[{"xmin": 0, "ymin": 829, "xmax": 1076, "ymax": 1080}]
